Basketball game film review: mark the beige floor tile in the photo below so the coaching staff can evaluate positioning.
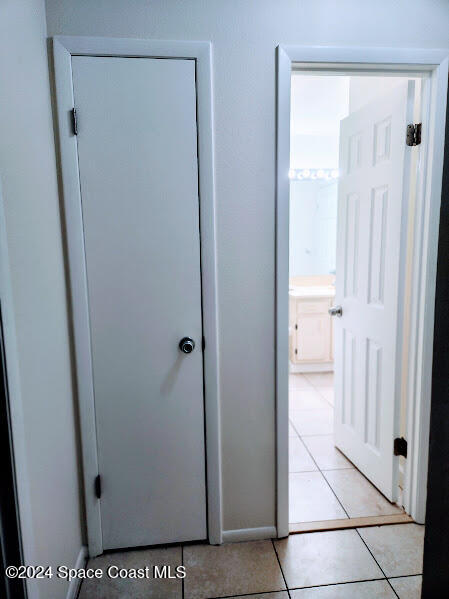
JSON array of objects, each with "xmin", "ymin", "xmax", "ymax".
[
  {"xmin": 317, "ymin": 387, "xmax": 334, "ymax": 406},
  {"xmin": 301, "ymin": 435, "xmax": 353, "ymax": 471},
  {"xmin": 275, "ymin": 529, "xmax": 383, "ymax": 588},
  {"xmin": 289, "ymin": 409, "xmax": 333, "ymax": 436},
  {"xmin": 290, "ymin": 374, "xmax": 313, "ymax": 389},
  {"xmin": 289, "ymin": 437, "xmax": 318, "ymax": 472},
  {"xmin": 183, "ymin": 540, "xmax": 285, "ymax": 599},
  {"xmin": 78, "ymin": 546, "xmax": 182, "ymax": 599},
  {"xmin": 323, "ymin": 470, "xmax": 403, "ymax": 517},
  {"xmin": 290, "ymin": 580, "xmax": 395, "ymax": 598},
  {"xmin": 233, "ymin": 594, "xmax": 288, "ymax": 599},
  {"xmin": 289, "ymin": 472, "xmax": 347, "ymax": 523},
  {"xmin": 304, "ymin": 372, "xmax": 334, "ymax": 387},
  {"xmin": 389, "ymin": 575, "xmax": 422, "ymax": 599},
  {"xmin": 358, "ymin": 524, "xmax": 425, "ymax": 577},
  {"xmin": 289, "ymin": 388, "xmax": 331, "ymax": 411}
]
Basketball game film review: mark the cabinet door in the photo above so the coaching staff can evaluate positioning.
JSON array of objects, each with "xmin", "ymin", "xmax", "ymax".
[
  {"xmin": 329, "ymin": 299, "xmax": 334, "ymax": 361},
  {"xmin": 289, "ymin": 296, "xmax": 297, "ymax": 361},
  {"xmin": 296, "ymin": 312, "xmax": 331, "ymax": 362}
]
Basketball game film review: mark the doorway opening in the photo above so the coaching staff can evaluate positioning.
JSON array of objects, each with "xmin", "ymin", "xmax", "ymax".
[
  {"xmin": 287, "ymin": 70, "xmax": 425, "ymax": 532},
  {"xmin": 52, "ymin": 37, "xmax": 221, "ymax": 555}
]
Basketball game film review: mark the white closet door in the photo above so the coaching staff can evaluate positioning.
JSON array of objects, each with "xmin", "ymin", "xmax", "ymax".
[
  {"xmin": 72, "ymin": 55, "xmax": 207, "ymax": 549},
  {"xmin": 334, "ymin": 81, "xmax": 414, "ymax": 501}
]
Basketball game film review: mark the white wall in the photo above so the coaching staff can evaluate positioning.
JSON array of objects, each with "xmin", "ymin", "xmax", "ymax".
[
  {"xmin": 290, "ymin": 75, "xmax": 350, "ymax": 168},
  {"xmin": 0, "ymin": 1, "xmax": 83, "ymax": 597},
  {"xmin": 44, "ymin": 0, "xmax": 449, "ymax": 535},
  {"xmin": 289, "ymin": 180, "xmax": 338, "ymax": 276},
  {"xmin": 289, "ymin": 74, "xmax": 420, "ymax": 278},
  {"xmin": 290, "ymin": 76, "xmax": 348, "ymax": 276}
]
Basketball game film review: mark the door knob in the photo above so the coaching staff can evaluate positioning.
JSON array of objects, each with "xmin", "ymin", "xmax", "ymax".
[
  {"xmin": 329, "ymin": 305, "xmax": 343, "ymax": 317},
  {"xmin": 179, "ymin": 337, "xmax": 195, "ymax": 354}
]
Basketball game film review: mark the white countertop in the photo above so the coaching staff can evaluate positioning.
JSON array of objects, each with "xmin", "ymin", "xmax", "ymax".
[{"xmin": 289, "ymin": 285, "xmax": 335, "ymax": 299}]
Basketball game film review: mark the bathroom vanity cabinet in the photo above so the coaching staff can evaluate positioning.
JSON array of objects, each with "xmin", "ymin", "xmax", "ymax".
[{"xmin": 289, "ymin": 286, "xmax": 335, "ymax": 372}]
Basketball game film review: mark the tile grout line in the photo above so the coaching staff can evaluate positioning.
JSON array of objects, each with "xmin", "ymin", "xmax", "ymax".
[
  {"xmin": 320, "ymin": 468, "xmax": 353, "ymax": 518},
  {"xmin": 271, "ymin": 538, "xmax": 292, "ymax": 599},
  {"xmin": 290, "ymin": 378, "xmax": 402, "ymax": 521},
  {"xmin": 287, "ymin": 575, "xmax": 391, "ymax": 591},
  {"xmin": 290, "ymin": 380, "xmax": 401, "ymax": 598},
  {"xmin": 291, "ymin": 425, "xmax": 404, "ymax": 516},
  {"xmin": 388, "ymin": 573, "xmax": 423, "ymax": 580},
  {"xmin": 303, "ymin": 374, "xmax": 333, "ymax": 402},
  {"xmin": 290, "ymin": 376, "xmax": 406, "ymax": 598},
  {"xmin": 290, "ymin": 418, "xmax": 351, "ymax": 520},
  {"xmin": 305, "ymin": 377, "xmax": 335, "ymax": 409},
  {"xmin": 207, "ymin": 589, "xmax": 291, "ymax": 599},
  {"xmin": 206, "ymin": 575, "xmax": 411, "ymax": 599},
  {"xmin": 289, "ymin": 466, "xmax": 354, "ymax": 474},
  {"xmin": 354, "ymin": 529, "xmax": 400, "ymax": 598}
]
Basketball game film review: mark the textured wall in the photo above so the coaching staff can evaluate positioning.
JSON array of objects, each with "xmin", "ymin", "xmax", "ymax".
[
  {"xmin": 0, "ymin": 1, "xmax": 83, "ymax": 597},
  {"xmin": 45, "ymin": 0, "xmax": 449, "ymax": 533}
]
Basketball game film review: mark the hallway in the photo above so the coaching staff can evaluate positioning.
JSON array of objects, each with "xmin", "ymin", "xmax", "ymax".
[{"xmin": 78, "ymin": 524, "xmax": 423, "ymax": 598}]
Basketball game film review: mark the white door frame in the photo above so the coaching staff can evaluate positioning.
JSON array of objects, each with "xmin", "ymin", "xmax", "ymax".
[
  {"xmin": 275, "ymin": 45, "xmax": 449, "ymax": 538},
  {"xmin": 0, "ymin": 182, "xmax": 39, "ymax": 598},
  {"xmin": 52, "ymin": 36, "xmax": 222, "ymax": 555}
]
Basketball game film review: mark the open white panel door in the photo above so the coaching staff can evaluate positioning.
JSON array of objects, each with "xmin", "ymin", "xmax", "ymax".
[{"xmin": 333, "ymin": 81, "xmax": 415, "ymax": 502}]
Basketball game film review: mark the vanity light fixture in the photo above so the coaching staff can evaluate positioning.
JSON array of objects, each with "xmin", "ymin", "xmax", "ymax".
[{"xmin": 288, "ymin": 168, "xmax": 339, "ymax": 180}]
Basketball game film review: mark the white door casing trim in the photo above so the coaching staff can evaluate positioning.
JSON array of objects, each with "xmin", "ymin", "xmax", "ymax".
[
  {"xmin": 52, "ymin": 36, "xmax": 222, "ymax": 555},
  {"xmin": 221, "ymin": 526, "xmax": 277, "ymax": 543},
  {"xmin": 66, "ymin": 545, "xmax": 88, "ymax": 599},
  {"xmin": 276, "ymin": 45, "xmax": 449, "ymax": 537},
  {"xmin": 0, "ymin": 182, "xmax": 38, "ymax": 598}
]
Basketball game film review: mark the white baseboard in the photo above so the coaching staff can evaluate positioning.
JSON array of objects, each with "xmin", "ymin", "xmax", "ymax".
[
  {"xmin": 66, "ymin": 546, "xmax": 88, "ymax": 599},
  {"xmin": 221, "ymin": 526, "xmax": 277, "ymax": 543}
]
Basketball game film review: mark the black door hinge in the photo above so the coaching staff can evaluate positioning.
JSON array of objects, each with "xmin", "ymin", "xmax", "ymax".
[
  {"xmin": 94, "ymin": 474, "xmax": 102, "ymax": 499},
  {"xmin": 406, "ymin": 123, "xmax": 421, "ymax": 146},
  {"xmin": 71, "ymin": 108, "xmax": 78, "ymax": 135},
  {"xmin": 202, "ymin": 336, "xmax": 205, "ymax": 351},
  {"xmin": 394, "ymin": 437, "xmax": 407, "ymax": 458},
  {"xmin": 295, "ymin": 324, "xmax": 298, "ymax": 330}
]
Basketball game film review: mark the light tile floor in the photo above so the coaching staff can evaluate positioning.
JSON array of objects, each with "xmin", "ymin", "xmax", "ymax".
[
  {"xmin": 289, "ymin": 373, "xmax": 402, "ymax": 524},
  {"xmin": 78, "ymin": 524, "xmax": 424, "ymax": 598},
  {"xmin": 77, "ymin": 371, "xmax": 425, "ymax": 599}
]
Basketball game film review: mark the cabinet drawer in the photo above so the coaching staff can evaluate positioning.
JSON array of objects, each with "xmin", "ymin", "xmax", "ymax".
[{"xmin": 296, "ymin": 299, "xmax": 330, "ymax": 315}]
